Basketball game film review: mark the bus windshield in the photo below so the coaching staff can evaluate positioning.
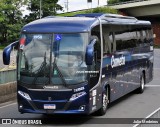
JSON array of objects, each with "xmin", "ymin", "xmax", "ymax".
[{"xmin": 18, "ymin": 33, "xmax": 88, "ymax": 87}]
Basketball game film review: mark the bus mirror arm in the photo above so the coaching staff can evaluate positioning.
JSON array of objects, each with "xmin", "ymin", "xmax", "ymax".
[
  {"xmin": 3, "ymin": 41, "xmax": 18, "ymax": 65},
  {"xmin": 85, "ymin": 39, "xmax": 96, "ymax": 65}
]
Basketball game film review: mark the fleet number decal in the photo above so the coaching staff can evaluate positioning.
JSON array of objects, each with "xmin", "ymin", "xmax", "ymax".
[
  {"xmin": 34, "ymin": 35, "xmax": 42, "ymax": 39},
  {"xmin": 74, "ymin": 87, "xmax": 85, "ymax": 92}
]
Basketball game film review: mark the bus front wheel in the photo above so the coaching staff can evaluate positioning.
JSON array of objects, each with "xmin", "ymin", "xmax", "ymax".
[{"xmin": 95, "ymin": 89, "xmax": 109, "ymax": 116}]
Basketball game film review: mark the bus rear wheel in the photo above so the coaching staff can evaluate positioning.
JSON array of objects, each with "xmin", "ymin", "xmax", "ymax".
[
  {"xmin": 95, "ymin": 89, "xmax": 109, "ymax": 116},
  {"xmin": 136, "ymin": 73, "xmax": 145, "ymax": 94}
]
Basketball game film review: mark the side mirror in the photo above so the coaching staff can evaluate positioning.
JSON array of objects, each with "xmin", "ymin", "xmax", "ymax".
[
  {"xmin": 3, "ymin": 41, "xmax": 18, "ymax": 65},
  {"xmin": 85, "ymin": 39, "xmax": 96, "ymax": 65}
]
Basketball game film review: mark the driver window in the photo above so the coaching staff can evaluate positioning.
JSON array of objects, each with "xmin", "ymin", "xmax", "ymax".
[{"xmin": 90, "ymin": 25, "xmax": 102, "ymax": 88}]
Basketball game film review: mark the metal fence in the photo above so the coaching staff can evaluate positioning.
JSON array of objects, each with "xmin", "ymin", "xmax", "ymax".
[
  {"xmin": 0, "ymin": 69, "xmax": 16, "ymax": 84},
  {"xmin": 133, "ymin": 107, "xmax": 160, "ymax": 127}
]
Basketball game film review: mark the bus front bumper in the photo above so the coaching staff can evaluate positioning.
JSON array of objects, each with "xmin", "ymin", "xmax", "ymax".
[{"xmin": 18, "ymin": 94, "xmax": 89, "ymax": 115}]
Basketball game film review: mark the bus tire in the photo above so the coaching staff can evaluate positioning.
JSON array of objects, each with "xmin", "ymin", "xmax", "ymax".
[
  {"xmin": 95, "ymin": 89, "xmax": 109, "ymax": 116},
  {"xmin": 136, "ymin": 73, "xmax": 145, "ymax": 94}
]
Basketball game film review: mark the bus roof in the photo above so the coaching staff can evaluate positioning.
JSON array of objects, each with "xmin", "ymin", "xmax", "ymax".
[
  {"xmin": 22, "ymin": 13, "xmax": 151, "ymax": 33},
  {"xmin": 22, "ymin": 17, "xmax": 98, "ymax": 33}
]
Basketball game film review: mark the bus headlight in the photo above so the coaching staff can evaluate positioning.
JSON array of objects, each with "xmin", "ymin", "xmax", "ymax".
[
  {"xmin": 18, "ymin": 90, "xmax": 31, "ymax": 101},
  {"xmin": 70, "ymin": 91, "xmax": 86, "ymax": 101}
]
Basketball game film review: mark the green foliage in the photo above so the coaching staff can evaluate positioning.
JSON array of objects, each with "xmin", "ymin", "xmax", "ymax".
[
  {"xmin": 58, "ymin": 11, "xmax": 87, "ymax": 17},
  {"xmin": 0, "ymin": 0, "xmax": 28, "ymax": 44},
  {"xmin": 88, "ymin": 7, "xmax": 118, "ymax": 14},
  {"xmin": 108, "ymin": 0, "xmax": 120, "ymax": 5},
  {"xmin": 58, "ymin": 7, "xmax": 118, "ymax": 17},
  {"xmin": 0, "ymin": 0, "xmax": 62, "ymax": 45},
  {"xmin": 24, "ymin": 0, "xmax": 63, "ymax": 22}
]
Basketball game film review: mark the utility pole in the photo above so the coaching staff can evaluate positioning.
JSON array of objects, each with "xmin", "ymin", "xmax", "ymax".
[
  {"xmin": 87, "ymin": 0, "xmax": 92, "ymax": 9},
  {"xmin": 40, "ymin": 0, "xmax": 42, "ymax": 18},
  {"xmin": 98, "ymin": 0, "xmax": 99, "ymax": 6},
  {"xmin": 65, "ymin": 0, "xmax": 69, "ymax": 12},
  {"xmin": 67, "ymin": 0, "xmax": 69, "ymax": 12}
]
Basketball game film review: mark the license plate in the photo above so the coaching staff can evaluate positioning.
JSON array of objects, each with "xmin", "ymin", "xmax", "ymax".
[{"xmin": 44, "ymin": 104, "xmax": 56, "ymax": 109}]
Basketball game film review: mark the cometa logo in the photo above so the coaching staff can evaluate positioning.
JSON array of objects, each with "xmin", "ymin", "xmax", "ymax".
[{"xmin": 111, "ymin": 55, "xmax": 125, "ymax": 68}]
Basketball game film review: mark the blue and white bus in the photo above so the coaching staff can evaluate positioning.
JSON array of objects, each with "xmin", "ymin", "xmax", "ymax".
[{"xmin": 3, "ymin": 13, "xmax": 154, "ymax": 115}]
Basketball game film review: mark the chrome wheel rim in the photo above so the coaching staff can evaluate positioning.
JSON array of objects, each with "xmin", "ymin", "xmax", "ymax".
[
  {"xmin": 141, "ymin": 76, "xmax": 145, "ymax": 90},
  {"xmin": 102, "ymin": 93, "xmax": 108, "ymax": 111}
]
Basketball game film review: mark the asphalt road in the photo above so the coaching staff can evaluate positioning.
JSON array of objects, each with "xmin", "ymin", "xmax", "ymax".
[{"xmin": 0, "ymin": 49, "xmax": 160, "ymax": 127}]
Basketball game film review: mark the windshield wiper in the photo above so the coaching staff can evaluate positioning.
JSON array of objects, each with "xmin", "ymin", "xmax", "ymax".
[
  {"xmin": 32, "ymin": 52, "xmax": 49, "ymax": 85},
  {"xmin": 52, "ymin": 57, "xmax": 67, "ymax": 87}
]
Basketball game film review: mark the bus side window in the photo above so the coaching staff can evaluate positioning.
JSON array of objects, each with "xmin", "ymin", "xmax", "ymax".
[
  {"xmin": 89, "ymin": 35, "xmax": 101, "ymax": 88},
  {"xmin": 109, "ymin": 32, "xmax": 115, "ymax": 53},
  {"xmin": 136, "ymin": 31, "xmax": 143, "ymax": 46},
  {"xmin": 148, "ymin": 29, "xmax": 153, "ymax": 43},
  {"xmin": 103, "ymin": 32, "xmax": 111, "ymax": 55},
  {"xmin": 142, "ymin": 30, "xmax": 147, "ymax": 43},
  {"xmin": 115, "ymin": 32, "xmax": 123, "ymax": 51},
  {"xmin": 112, "ymin": 32, "xmax": 116, "ymax": 52},
  {"xmin": 90, "ymin": 35, "xmax": 101, "ymax": 60},
  {"xmin": 139, "ymin": 30, "xmax": 145, "ymax": 46},
  {"xmin": 144, "ymin": 29, "xmax": 151, "ymax": 45},
  {"xmin": 115, "ymin": 29, "xmax": 138, "ymax": 51}
]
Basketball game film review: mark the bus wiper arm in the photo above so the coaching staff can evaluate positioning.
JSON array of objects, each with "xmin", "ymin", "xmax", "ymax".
[
  {"xmin": 32, "ymin": 52, "xmax": 48, "ymax": 85},
  {"xmin": 52, "ymin": 59, "xmax": 67, "ymax": 87}
]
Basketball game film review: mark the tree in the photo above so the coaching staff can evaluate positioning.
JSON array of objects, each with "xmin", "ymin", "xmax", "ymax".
[
  {"xmin": 25, "ymin": 0, "xmax": 63, "ymax": 22},
  {"xmin": 0, "ymin": 0, "xmax": 28, "ymax": 44}
]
